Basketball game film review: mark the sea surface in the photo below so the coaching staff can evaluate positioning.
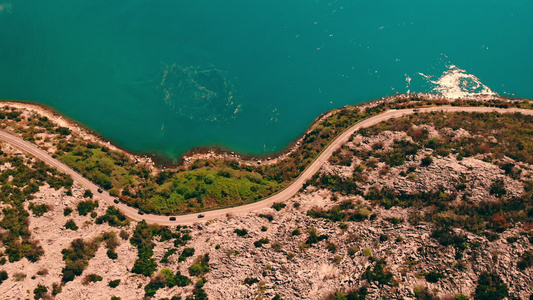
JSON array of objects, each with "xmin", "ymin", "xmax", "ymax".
[{"xmin": 0, "ymin": 0, "xmax": 532, "ymax": 159}]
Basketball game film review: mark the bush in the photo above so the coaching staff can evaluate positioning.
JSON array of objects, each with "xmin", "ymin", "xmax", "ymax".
[
  {"xmin": 518, "ymin": 251, "xmax": 533, "ymax": 270},
  {"xmin": 326, "ymin": 241, "xmax": 337, "ymax": 253},
  {"xmin": 95, "ymin": 206, "xmax": 129, "ymax": 227},
  {"xmin": 107, "ymin": 249, "xmax": 118, "ymax": 260},
  {"xmin": 63, "ymin": 207, "xmax": 73, "ymax": 216},
  {"xmin": 414, "ymin": 285, "xmax": 438, "ymax": 300},
  {"xmin": 420, "ymin": 155, "xmax": 433, "ymax": 167},
  {"xmin": 244, "ymin": 277, "xmax": 260, "ymax": 285},
  {"xmin": 271, "ymin": 202, "xmax": 286, "ymax": 211},
  {"xmin": 423, "ymin": 271, "xmax": 445, "ymax": 283},
  {"xmin": 490, "ymin": 180, "xmax": 507, "ymax": 198},
  {"xmin": 364, "ymin": 258, "xmax": 393, "ymax": 285},
  {"xmin": 83, "ymin": 273, "xmax": 103, "ymax": 284},
  {"xmin": 28, "ymin": 203, "xmax": 49, "ymax": 217},
  {"xmin": 258, "ymin": 214, "xmax": 274, "ymax": 222},
  {"xmin": 51, "ymin": 283, "xmax": 62, "ymax": 296},
  {"xmin": 305, "ymin": 227, "xmax": 328, "ymax": 245},
  {"xmin": 109, "ymin": 279, "xmax": 121, "ymax": 288},
  {"xmin": 64, "ymin": 219, "xmax": 78, "ymax": 231},
  {"xmin": 77, "ymin": 200, "xmax": 98, "ymax": 216},
  {"xmin": 61, "ymin": 237, "xmax": 101, "ymax": 282},
  {"xmin": 55, "ymin": 126, "xmax": 71, "ymax": 136},
  {"xmin": 83, "ymin": 189, "xmax": 93, "ymax": 198},
  {"xmin": 178, "ymin": 248, "xmax": 195, "ymax": 262},
  {"xmin": 0, "ymin": 270, "xmax": 8, "ymax": 285},
  {"xmin": 233, "ymin": 229, "xmax": 248, "ymax": 237},
  {"xmin": 33, "ymin": 284, "xmax": 48, "ymax": 299},
  {"xmin": 379, "ymin": 234, "xmax": 389, "ymax": 242},
  {"xmin": 189, "ymin": 254, "xmax": 210, "ymax": 277},
  {"xmin": 473, "ymin": 272, "xmax": 508, "ymax": 300},
  {"xmin": 326, "ymin": 287, "xmax": 368, "ymax": 300},
  {"xmin": 253, "ymin": 238, "xmax": 270, "ymax": 248}
]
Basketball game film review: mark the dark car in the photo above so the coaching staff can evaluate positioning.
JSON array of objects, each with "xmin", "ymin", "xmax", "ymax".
[
  {"xmin": 138, "ymin": 210, "xmax": 144, "ymax": 215},
  {"xmin": 198, "ymin": 214, "xmax": 205, "ymax": 218},
  {"xmin": 113, "ymin": 199, "xmax": 119, "ymax": 204},
  {"xmin": 169, "ymin": 217, "xmax": 176, "ymax": 221},
  {"xmin": 97, "ymin": 188, "xmax": 103, "ymax": 193}
]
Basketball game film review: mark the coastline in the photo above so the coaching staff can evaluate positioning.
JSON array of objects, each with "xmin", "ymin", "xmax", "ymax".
[{"xmin": 0, "ymin": 93, "xmax": 526, "ymax": 171}]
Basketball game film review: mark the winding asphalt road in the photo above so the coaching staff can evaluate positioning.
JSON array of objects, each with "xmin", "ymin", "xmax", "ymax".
[{"xmin": 1, "ymin": 106, "xmax": 531, "ymax": 225}]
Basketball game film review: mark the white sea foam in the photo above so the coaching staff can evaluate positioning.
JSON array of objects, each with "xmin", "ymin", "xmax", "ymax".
[{"xmin": 420, "ymin": 65, "xmax": 497, "ymax": 99}]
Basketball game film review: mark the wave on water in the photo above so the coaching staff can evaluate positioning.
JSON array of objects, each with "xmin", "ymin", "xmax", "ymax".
[
  {"xmin": 418, "ymin": 65, "xmax": 497, "ymax": 99},
  {"xmin": 159, "ymin": 64, "xmax": 241, "ymax": 122}
]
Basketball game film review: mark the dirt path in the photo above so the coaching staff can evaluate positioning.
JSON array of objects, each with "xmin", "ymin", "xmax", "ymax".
[{"xmin": 1, "ymin": 106, "xmax": 531, "ymax": 225}]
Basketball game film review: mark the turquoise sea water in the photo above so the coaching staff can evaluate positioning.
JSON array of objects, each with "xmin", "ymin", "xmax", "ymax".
[{"xmin": 0, "ymin": 0, "xmax": 532, "ymax": 159}]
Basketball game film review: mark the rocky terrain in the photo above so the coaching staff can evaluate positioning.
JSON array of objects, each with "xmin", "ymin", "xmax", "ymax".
[{"xmin": 0, "ymin": 106, "xmax": 532, "ymax": 300}]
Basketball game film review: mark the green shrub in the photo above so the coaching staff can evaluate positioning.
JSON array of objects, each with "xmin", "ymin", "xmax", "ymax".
[
  {"xmin": 28, "ymin": 203, "xmax": 49, "ymax": 217},
  {"xmin": 385, "ymin": 217, "xmax": 404, "ymax": 225},
  {"xmin": 490, "ymin": 180, "xmax": 507, "ymax": 198},
  {"xmin": 0, "ymin": 270, "xmax": 7, "ymax": 285},
  {"xmin": 518, "ymin": 251, "xmax": 533, "ymax": 270},
  {"xmin": 84, "ymin": 273, "xmax": 103, "ymax": 283},
  {"xmin": 305, "ymin": 227, "xmax": 328, "ymax": 245},
  {"xmin": 161, "ymin": 249, "xmax": 178, "ymax": 264},
  {"xmin": 271, "ymin": 202, "xmax": 286, "ymax": 211},
  {"xmin": 33, "ymin": 284, "xmax": 48, "ymax": 299},
  {"xmin": 473, "ymin": 272, "xmax": 508, "ymax": 300},
  {"xmin": 95, "ymin": 206, "xmax": 129, "ymax": 227},
  {"xmin": 326, "ymin": 241, "xmax": 337, "ymax": 253},
  {"xmin": 420, "ymin": 155, "xmax": 433, "ymax": 167},
  {"xmin": 64, "ymin": 219, "xmax": 78, "ymax": 231},
  {"xmin": 178, "ymin": 248, "xmax": 195, "ymax": 262},
  {"xmin": 107, "ymin": 249, "xmax": 118, "ymax": 260},
  {"xmin": 63, "ymin": 207, "xmax": 73, "ymax": 216},
  {"xmin": 244, "ymin": 277, "xmax": 259, "ymax": 285},
  {"xmin": 109, "ymin": 279, "xmax": 121, "ymax": 288},
  {"xmin": 233, "ymin": 229, "xmax": 248, "ymax": 236},
  {"xmin": 364, "ymin": 258, "xmax": 393, "ymax": 285},
  {"xmin": 77, "ymin": 200, "xmax": 98, "ymax": 216},
  {"xmin": 258, "ymin": 214, "xmax": 274, "ymax": 221},
  {"xmin": 83, "ymin": 189, "xmax": 93, "ymax": 198},
  {"xmin": 253, "ymin": 238, "xmax": 270, "ymax": 248},
  {"xmin": 189, "ymin": 254, "xmax": 210, "ymax": 277},
  {"xmin": 379, "ymin": 234, "xmax": 389, "ymax": 242},
  {"xmin": 326, "ymin": 287, "xmax": 368, "ymax": 300},
  {"xmin": 423, "ymin": 271, "xmax": 445, "ymax": 283},
  {"xmin": 51, "ymin": 283, "xmax": 61, "ymax": 296}
]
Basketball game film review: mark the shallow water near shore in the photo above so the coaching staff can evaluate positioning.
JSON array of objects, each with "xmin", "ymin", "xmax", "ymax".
[{"xmin": 0, "ymin": 0, "xmax": 531, "ymax": 160}]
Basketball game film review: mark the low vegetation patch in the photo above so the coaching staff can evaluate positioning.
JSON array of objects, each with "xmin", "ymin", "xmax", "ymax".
[
  {"xmin": 0, "ymin": 155, "xmax": 72, "ymax": 263},
  {"xmin": 130, "ymin": 221, "xmax": 190, "ymax": 277},
  {"xmin": 189, "ymin": 254, "xmax": 210, "ymax": 277}
]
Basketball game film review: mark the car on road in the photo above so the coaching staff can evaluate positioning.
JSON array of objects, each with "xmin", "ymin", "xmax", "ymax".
[
  {"xmin": 198, "ymin": 214, "xmax": 205, "ymax": 218},
  {"xmin": 138, "ymin": 210, "xmax": 144, "ymax": 215},
  {"xmin": 413, "ymin": 109, "xmax": 419, "ymax": 113},
  {"xmin": 113, "ymin": 199, "xmax": 119, "ymax": 204},
  {"xmin": 97, "ymin": 188, "xmax": 103, "ymax": 193},
  {"xmin": 169, "ymin": 217, "xmax": 176, "ymax": 221}
]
